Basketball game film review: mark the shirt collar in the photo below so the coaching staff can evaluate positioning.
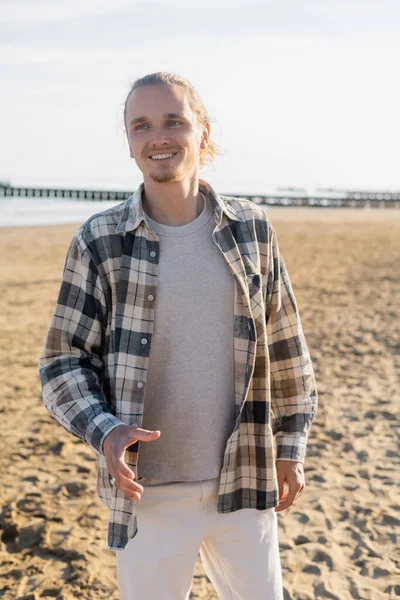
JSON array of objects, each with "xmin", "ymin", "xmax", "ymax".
[{"xmin": 115, "ymin": 178, "xmax": 244, "ymax": 234}]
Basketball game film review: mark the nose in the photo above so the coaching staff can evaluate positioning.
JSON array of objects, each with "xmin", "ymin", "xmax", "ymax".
[
  {"xmin": 150, "ymin": 134, "xmax": 171, "ymax": 146},
  {"xmin": 148, "ymin": 136, "xmax": 175, "ymax": 155},
  {"xmin": 151, "ymin": 140, "xmax": 170, "ymax": 147},
  {"xmin": 145, "ymin": 126, "xmax": 177, "ymax": 156}
]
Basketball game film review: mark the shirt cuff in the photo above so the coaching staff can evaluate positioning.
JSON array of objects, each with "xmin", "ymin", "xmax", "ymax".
[
  {"xmin": 275, "ymin": 432, "xmax": 309, "ymax": 463},
  {"xmin": 84, "ymin": 412, "xmax": 126, "ymax": 456}
]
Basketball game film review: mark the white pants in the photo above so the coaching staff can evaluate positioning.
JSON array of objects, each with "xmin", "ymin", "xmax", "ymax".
[{"xmin": 116, "ymin": 475, "xmax": 284, "ymax": 600}]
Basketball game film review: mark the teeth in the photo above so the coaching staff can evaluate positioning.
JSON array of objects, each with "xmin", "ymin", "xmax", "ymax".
[{"xmin": 150, "ymin": 153, "xmax": 175, "ymax": 160}]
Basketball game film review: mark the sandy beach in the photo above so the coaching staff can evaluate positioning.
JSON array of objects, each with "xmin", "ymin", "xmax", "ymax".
[{"xmin": 0, "ymin": 207, "xmax": 399, "ymax": 600}]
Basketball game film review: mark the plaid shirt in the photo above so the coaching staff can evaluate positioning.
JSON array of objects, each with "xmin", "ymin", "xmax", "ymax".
[{"xmin": 38, "ymin": 178, "xmax": 318, "ymax": 551}]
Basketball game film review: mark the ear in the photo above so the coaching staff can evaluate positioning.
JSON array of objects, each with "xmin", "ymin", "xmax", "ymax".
[{"xmin": 200, "ymin": 122, "xmax": 211, "ymax": 149}]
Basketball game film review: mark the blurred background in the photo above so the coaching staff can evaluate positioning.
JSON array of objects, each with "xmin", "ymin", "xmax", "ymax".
[{"xmin": 0, "ymin": 2, "xmax": 399, "ymax": 600}]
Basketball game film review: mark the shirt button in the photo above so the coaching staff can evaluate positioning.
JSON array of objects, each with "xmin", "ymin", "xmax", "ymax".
[
  {"xmin": 150, "ymin": 250, "xmax": 157, "ymax": 257},
  {"xmin": 147, "ymin": 294, "xmax": 154, "ymax": 301},
  {"xmin": 141, "ymin": 338, "xmax": 148, "ymax": 345},
  {"xmin": 137, "ymin": 382, "xmax": 143, "ymax": 388}
]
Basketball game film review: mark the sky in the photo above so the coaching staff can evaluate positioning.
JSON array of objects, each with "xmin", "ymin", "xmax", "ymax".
[{"xmin": 1, "ymin": 0, "xmax": 400, "ymax": 195}]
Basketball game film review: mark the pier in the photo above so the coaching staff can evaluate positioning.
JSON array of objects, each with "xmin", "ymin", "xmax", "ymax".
[{"xmin": 1, "ymin": 184, "xmax": 399, "ymax": 208}]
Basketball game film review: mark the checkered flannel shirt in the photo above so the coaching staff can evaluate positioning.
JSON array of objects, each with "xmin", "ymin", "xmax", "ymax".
[{"xmin": 38, "ymin": 178, "xmax": 318, "ymax": 551}]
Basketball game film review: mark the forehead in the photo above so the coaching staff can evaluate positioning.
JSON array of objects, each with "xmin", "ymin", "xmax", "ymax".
[{"xmin": 126, "ymin": 83, "xmax": 194, "ymax": 121}]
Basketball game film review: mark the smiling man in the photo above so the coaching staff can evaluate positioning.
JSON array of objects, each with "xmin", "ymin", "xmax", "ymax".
[
  {"xmin": 126, "ymin": 81, "xmax": 211, "ymax": 224},
  {"xmin": 39, "ymin": 72, "xmax": 318, "ymax": 600}
]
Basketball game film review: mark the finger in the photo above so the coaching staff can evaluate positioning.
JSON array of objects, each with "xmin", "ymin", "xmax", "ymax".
[
  {"xmin": 118, "ymin": 469, "xmax": 138, "ymax": 484},
  {"xmin": 111, "ymin": 475, "xmax": 144, "ymax": 495},
  {"xmin": 115, "ymin": 459, "xmax": 136, "ymax": 481},
  {"xmin": 277, "ymin": 472, "xmax": 285, "ymax": 502},
  {"xmin": 120, "ymin": 479, "xmax": 145, "ymax": 501},
  {"xmin": 275, "ymin": 484, "xmax": 300, "ymax": 512},
  {"xmin": 121, "ymin": 479, "xmax": 144, "ymax": 495},
  {"xmin": 274, "ymin": 493, "xmax": 288, "ymax": 510},
  {"xmin": 120, "ymin": 487, "xmax": 142, "ymax": 502},
  {"xmin": 130, "ymin": 427, "xmax": 161, "ymax": 442},
  {"xmin": 278, "ymin": 487, "xmax": 298, "ymax": 510}
]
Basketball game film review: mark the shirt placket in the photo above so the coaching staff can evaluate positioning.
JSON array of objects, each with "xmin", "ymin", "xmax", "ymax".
[{"xmin": 211, "ymin": 214, "xmax": 257, "ymax": 423}]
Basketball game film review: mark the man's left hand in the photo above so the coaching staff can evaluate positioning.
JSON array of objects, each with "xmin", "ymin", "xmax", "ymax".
[{"xmin": 274, "ymin": 460, "xmax": 305, "ymax": 512}]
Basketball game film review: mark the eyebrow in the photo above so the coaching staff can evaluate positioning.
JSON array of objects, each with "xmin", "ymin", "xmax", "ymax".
[{"xmin": 129, "ymin": 113, "xmax": 188, "ymax": 127}]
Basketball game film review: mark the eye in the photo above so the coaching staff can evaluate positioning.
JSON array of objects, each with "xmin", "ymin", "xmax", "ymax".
[
  {"xmin": 167, "ymin": 120, "xmax": 181, "ymax": 127},
  {"xmin": 134, "ymin": 123, "xmax": 148, "ymax": 131}
]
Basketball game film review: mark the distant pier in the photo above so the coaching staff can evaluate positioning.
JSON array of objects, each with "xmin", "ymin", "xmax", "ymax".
[{"xmin": 1, "ymin": 184, "xmax": 399, "ymax": 208}]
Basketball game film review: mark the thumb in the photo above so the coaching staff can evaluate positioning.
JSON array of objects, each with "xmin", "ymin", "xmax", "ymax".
[{"xmin": 130, "ymin": 426, "xmax": 161, "ymax": 442}]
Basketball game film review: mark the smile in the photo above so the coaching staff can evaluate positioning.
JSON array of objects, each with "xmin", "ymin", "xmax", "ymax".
[{"xmin": 149, "ymin": 153, "xmax": 178, "ymax": 161}]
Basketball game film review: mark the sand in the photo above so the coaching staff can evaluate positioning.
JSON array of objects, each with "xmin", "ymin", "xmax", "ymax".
[{"xmin": 0, "ymin": 207, "xmax": 399, "ymax": 600}]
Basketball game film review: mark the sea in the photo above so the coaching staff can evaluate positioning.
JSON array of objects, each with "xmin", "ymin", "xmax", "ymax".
[
  {"xmin": 0, "ymin": 193, "xmax": 386, "ymax": 229},
  {"xmin": 0, "ymin": 196, "xmax": 126, "ymax": 228},
  {"xmin": 0, "ymin": 194, "xmax": 275, "ymax": 228}
]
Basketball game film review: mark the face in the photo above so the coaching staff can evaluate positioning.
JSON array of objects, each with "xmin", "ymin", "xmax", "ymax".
[{"xmin": 125, "ymin": 83, "xmax": 210, "ymax": 184}]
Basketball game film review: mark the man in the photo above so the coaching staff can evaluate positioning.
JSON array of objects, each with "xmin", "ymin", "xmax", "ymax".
[{"xmin": 39, "ymin": 72, "xmax": 318, "ymax": 600}]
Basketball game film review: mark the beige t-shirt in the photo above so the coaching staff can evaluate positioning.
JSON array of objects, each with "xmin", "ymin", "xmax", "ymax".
[{"xmin": 137, "ymin": 192, "xmax": 236, "ymax": 482}]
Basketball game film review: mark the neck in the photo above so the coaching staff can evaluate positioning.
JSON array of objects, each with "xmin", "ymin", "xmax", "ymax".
[{"xmin": 142, "ymin": 177, "xmax": 205, "ymax": 226}]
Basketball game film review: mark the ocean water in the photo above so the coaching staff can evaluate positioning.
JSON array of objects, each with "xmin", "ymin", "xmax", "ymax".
[
  {"xmin": 1, "ymin": 194, "xmax": 389, "ymax": 229},
  {"xmin": 0, "ymin": 196, "xmax": 127, "ymax": 228},
  {"xmin": 1, "ymin": 195, "xmax": 273, "ymax": 228}
]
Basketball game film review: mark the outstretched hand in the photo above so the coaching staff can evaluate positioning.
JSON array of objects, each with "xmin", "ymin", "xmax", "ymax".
[
  {"xmin": 102, "ymin": 424, "xmax": 161, "ymax": 501},
  {"xmin": 274, "ymin": 460, "xmax": 305, "ymax": 512}
]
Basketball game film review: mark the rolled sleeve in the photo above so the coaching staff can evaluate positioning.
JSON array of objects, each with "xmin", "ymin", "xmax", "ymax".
[{"xmin": 84, "ymin": 413, "xmax": 125, "ymax": 456}]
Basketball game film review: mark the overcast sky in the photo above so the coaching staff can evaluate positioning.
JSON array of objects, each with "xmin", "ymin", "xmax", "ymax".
[{"xmin": 1, "ymin": 0, "xmax": 399, "ymax": 194}]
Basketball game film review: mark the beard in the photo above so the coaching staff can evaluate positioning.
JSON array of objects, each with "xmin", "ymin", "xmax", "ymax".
[{"xmin": 148, "ymin": 165, "xmax": 182, "ymax": 184}]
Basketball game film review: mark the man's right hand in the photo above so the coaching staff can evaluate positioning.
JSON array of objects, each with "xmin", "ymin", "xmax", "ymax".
[{"xmin": 102, "ymin": 424, "xmax": 161, "ymax": 502}]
